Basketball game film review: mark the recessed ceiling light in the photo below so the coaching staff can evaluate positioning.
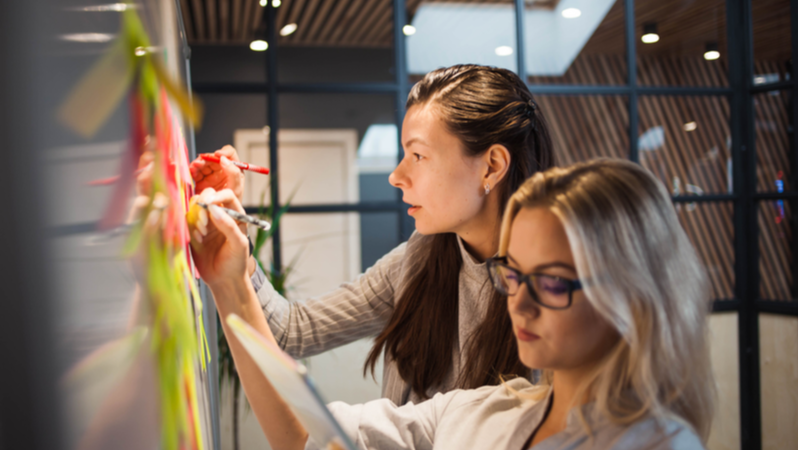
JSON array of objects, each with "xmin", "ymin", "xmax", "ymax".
[
  {"xmin": 561, "ymin": 8, "xmax": 581, "ymax": 19},
  {"xmin": 280, "ymin": 23, "xmax": 297, "ymax": 36},
  {"xmin": 403, "ymin": 25, "xmax": 416, "ymax": 36},
  {"xmin": 683, "ymin": 121, "xmax": 697, "ymax": 132},
  {"xmin": 272, "ymin": 0, "xmax": 281, "ymax": 7},
  {"xmin": 495, "ymin": 45, "xmax": 513, "ymax": 56},
  {"xmin": 641, "ymin": 23, "xmax": 659, "ymax": 44},
  {"xmin": 259, "ymin": 0, "xmax": 266, "ymax": 5},
  {"xmin": 250, "ymin": 40, "xmax": 268, "ymax": 51},
  {"xmin": 59, "ymin": 33, "xmax": 116, "ymax": 43},
  {"xmin": 704, "ymin": 42, "xmax": 720, "ymax": 61}
]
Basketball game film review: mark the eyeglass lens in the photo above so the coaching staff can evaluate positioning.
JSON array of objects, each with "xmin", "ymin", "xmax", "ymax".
[{"xmin": 491, "ymin": 263, "xmax": 572, "ymax": 308}]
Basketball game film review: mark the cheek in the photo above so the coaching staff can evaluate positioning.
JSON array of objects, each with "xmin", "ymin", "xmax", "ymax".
[
  {"xmin": 557, "ymin": 304, "xmax": 618, "ymax": 365},
  {"xmin": 415, "ymin": 165, "xmax": 482, "ymax": 229}
]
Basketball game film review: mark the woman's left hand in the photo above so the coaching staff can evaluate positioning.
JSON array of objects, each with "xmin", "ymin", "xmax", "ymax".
[{"xmin": 189, "ymin": 188, "xmax": 250, "ymax": 291}]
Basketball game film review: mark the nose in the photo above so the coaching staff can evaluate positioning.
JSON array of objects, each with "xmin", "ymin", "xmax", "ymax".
[
  {"xmin": 507, "ymin": 287, "xmax": 540, "ymax": 319},
  {"xmin": 389, "ymin": 157, "xmax": 408, "ymax": 189}
]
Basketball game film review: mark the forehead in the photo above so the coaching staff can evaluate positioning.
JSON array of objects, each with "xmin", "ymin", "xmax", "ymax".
[
  {"xmin": 508, "ymin": 207, "xmax": 574, "ymax": 269},
  {"xmin": 402, "ymin": 104, "xmax": 456, "ymax": 145}
]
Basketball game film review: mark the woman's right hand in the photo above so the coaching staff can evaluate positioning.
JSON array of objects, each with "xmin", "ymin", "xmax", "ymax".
[{"xmin": 189, "ymin": 188, "xmax": 250, "ymax": 291}]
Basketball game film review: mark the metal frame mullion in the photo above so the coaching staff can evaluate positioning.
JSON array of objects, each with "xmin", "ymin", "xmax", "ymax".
[
  {"xmin": 266, "ymin": 2, "xmax": 282, "ymax": 269},
  {"xmin": 514, "ymin": 0, "xmax": 526, "ymax": 79},
  {"xmin": 728, "ymin": 0, "xmax": 762, "ymax": 448},
  {"xmin": 624, "ymin": 0, "xmax": 638, "ymax": 163},
  {"xmin": 393, "ymin": 0, "xmax": 412, "ymax": 242},
  {"xmin": 244, "ymin": 202, "xmax": 405, "ymax": 215},
  {"xmin": 193, "ymin": 82, "xmax": 399, "ymax": 94}
]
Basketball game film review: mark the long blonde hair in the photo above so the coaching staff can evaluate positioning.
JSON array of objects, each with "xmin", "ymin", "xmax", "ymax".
[{"xmin": 499, "ymin": 158, "xmax": 715, "ymax": 441}]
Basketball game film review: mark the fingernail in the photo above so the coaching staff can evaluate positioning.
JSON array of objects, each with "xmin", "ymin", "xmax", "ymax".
[
  {"xmin": 209, "ymin": 204, "xmax": 226, "ymax": 220},
  {"xmin": 197, "ymin": 218, "xmax": 208, "ymax": 236},
  {"xmin": 192, "ymin": 230, "xmax": 204, "ymax": 244},
  {"xmin": 220, "ymin": 155, "xmax": 232, "ymax": 167}
]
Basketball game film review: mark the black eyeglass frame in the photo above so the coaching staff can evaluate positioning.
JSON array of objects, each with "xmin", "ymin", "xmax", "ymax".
[{"xmin": 486, "ymin": 256, "xmax": 583, "ymax": 310}]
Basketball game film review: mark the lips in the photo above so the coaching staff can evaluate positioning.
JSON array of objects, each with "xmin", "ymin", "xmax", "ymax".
[
  {"xmin": 403, "ymin": 198, "xmax": 421, "ymax": 215},
  {"xmin": 515, "ymin": 327, "xmax": 540, "ymax": 342}
]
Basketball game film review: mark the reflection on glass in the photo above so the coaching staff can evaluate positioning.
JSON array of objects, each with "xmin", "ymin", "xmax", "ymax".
[
  {"xmin": 638, "ymin": 96, "xmax": 731, "ymax": 195},
  {"xmin": 675, "ymin": 202, "xmax": 734, "ymax": 300},
  {"xmin": 755, "ymin": 91, "xmax": 792, "ymax": 193},
  {"xmin": 759, "ymin": 201, "xmax": 796, "ymax": 301},
  {"xmin": 635, "ymin": 0, "xmax": 728, "ymax": 86},
  {"xmin": 406, "ymin": 0, "xmax": 517, "ymax": 80},
  {"xmin": 536, "ymin": 95, "xmax": 628, "ymax": 165},
  {"xmin": 526, "ymin": 0, "xmax": 626, "ymax": 85},
  {"xmin": 752, "ymin": 0, "xmax": 793, "ymax": 83}
]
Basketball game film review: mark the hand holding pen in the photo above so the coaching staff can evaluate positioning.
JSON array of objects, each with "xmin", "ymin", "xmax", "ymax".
[
  {"xmin": 189, "ymin": 145, "xmax": 247, "ymax": 201},
  {"xmin": 188, "ymin": 188, "xmax": 257, "ymax": 288}
]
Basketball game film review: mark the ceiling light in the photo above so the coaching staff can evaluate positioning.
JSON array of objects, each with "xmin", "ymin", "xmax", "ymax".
[
  {"xmin": 704, "ymin": 42, "xmax": 720, "ymax": 61},
  {"xmin": 561, "ymin": 8, "xmax": 581, "ymax": 19},
  {"xmin": 259, "ymin": 0, "xmax": 266, "ymax": 5},
  {"xmin": 280, "ymin": 23, "xmax": 297, "ymax": 36},
  {"xmin": 641, "ymin": 23, "xmax": 659, "ymax": 44},
  {"xmin": 495, "ymin": 45, "xmax": 513, "ymax": 56},
  {"xmin": 250, "ymin": 40, "xmax": 268, "ymax": 51},
  {"xmin": 60, "ymin": 33, "xmax": 115, "ymax": 43},
  {"xmin": 67, "ymin": 3, "xmax": 132, "ymax": 12},
  {"xmin": 403, "ymin": 25, "xmax": 416, "ymax": 36},
  {"xmin": 272, "ymin": 0, "xmax": 281, "ymax": 7},
  {"xmin": 683, "ymin": 121, "xmax": 697, "ymax": 132}
]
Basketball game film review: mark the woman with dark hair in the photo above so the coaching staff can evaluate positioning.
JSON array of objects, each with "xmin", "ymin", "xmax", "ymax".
[{"xmin": 191, "ymin": 64, "xmax": 554, "ymax": 405}]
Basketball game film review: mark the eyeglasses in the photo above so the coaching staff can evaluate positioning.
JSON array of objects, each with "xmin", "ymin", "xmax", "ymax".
[{"xmin": 486, "ymin": 256, "xmax": 583, "ymax": 310}]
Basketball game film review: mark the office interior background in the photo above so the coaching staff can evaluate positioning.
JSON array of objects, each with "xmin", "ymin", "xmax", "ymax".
[{"xmin": 0, "ymin": 1, "xmax": 794, "ymax": 450}]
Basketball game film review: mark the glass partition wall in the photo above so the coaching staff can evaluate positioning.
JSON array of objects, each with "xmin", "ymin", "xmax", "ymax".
[{"xmin": 188, "ymin": 1, "xmax": 796, "ymax": 449}]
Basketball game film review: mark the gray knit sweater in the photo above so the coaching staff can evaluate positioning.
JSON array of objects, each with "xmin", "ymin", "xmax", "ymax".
[{"xmin": 251, "ymin": 231, "xmax": 497, "ymax": 405}]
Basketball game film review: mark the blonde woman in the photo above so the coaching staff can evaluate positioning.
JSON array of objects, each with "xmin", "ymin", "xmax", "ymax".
[{"xmin": 193, "ymin": 158, "xmax": 715, "ymax": 449}]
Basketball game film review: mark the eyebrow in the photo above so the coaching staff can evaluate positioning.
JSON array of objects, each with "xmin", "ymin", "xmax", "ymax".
[
  {"xmin": 403, "ymin": 137, "xmax": 428, "ymax": 149},
  {"xmin": 506, "ymin": 252, "xmax": 577, "ymax": 273}
]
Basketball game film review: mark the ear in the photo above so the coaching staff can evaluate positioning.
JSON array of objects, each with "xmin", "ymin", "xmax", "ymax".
[{"xmin": 482, "ymin": 144, "xmax": 511, "ymax": 190}]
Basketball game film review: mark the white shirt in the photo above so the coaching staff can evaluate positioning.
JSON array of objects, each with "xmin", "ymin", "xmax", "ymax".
[{"xmin": 311, "ymin": 378, "xmax": 704, "ymax": 450}]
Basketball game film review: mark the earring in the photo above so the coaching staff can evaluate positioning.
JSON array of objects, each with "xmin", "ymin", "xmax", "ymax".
[{"xmin": 484, "ymin": 184, "xmax": 491, "ymax": 195}]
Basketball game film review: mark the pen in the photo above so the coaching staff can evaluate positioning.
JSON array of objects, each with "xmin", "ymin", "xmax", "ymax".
[
  {"xmin": 196, "ymin": 201, "xmax": 271, "ymax": 230},
  {"xmin": 200, "ymin": 154, "xmax": 270, "ymax": 175}
]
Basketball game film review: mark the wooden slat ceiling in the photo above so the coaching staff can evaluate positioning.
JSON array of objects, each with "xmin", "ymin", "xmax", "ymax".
[
  {"xmin": 180, "ymin": 0, "xmax": 792, "ymax": 63},
  {"xmin": 180, "ymin": 0, "xmax": 556, "ymax": 46}
]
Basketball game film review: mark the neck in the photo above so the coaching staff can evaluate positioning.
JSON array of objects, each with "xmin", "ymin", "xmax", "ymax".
[
  {"xmin": 457, "ymin": 219, "xmax": 499, "ymax": 262},
  {"xmin": 551, "ymin": 369, "xmax": 592, "ymax": 411},
  {"xmin": 455, "ymin": 195, "xmax": 502, "ymax": 262}
]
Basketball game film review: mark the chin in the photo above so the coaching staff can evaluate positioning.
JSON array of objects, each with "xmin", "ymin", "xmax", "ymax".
[
  {"xmin": 411, "ymin": 220, "xmax": 444, "ymax": 236},
  {"xmin": 517, "ymin": 347, "xmax": 546, "ymax": 370}
]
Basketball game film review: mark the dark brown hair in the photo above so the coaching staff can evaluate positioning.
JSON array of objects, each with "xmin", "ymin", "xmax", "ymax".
[{"xmin": 364, "ymin": 65, "xmax": 554, "ymax": 398}]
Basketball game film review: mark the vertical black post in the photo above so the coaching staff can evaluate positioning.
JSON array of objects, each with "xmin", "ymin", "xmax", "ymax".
[
  {"xmin": 625, "ymin": 0, "xmax": 639, "ymax": 163},
  {"xmin": 514, "ymin": 0, "xmax": 526, "ymax": 79},
  {"xmin": 790, "ymin": 0, "xmax": 798, "ymax": 296},
  {"xmin": 729, "ymin": 0, "xmax": 761, "ymax": 448},
  {"xmin": 394, "ymin": 0, "xmax": 413, "ymax": 241},
  {"xmin": 266, "ymin": 2, "xmax": 282, "ymax": 269}
]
